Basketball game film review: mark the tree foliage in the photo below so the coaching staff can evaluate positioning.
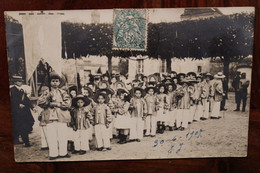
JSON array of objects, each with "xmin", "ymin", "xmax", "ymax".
[
  {"xmin": 5, "ymin": 15, "xmax": 25, "ymax": 78},
  {"xmin": 62, "ymin": 13, "xmax": 254, "ymax": 61}
]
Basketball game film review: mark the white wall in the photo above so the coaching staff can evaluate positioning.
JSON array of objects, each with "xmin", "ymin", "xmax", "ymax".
[{"xmin": 171, "ymin": 58, "xmax": 211, "ymax": 74}]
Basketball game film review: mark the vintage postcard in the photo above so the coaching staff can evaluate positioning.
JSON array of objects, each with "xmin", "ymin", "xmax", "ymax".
[{"xmin": 5, "ymin": 7, "xmax": 254, "ymax": 162}]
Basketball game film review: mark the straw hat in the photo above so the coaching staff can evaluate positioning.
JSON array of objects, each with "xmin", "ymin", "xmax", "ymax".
[
  {"xmin": 205, "ymin": 72, "xmax": 214, "ymax": 80},
  {"xmin": 130, "ymin": 87, "xmax": 145, "ymax": 97},
  {"xmin": 117, "ymin": 88, "xmax": 129, "ymax": 95},
  {"xmin": 72, "ymin": 95, "xmax": 91, "ymax": 108},
  {"xmin": 214, "ymin": 72, "xmax": 226, "ymax": 79},
  {"xmin": 93, "ymin": 91, "xmax": 110, "ymax": 104},
  {"xmin": 145, "ymin": 84, "xmax": 158, "ymax": 93},
  {"xmin": 157, "ymin": 83, "xmax": 168, "ymax": 93},
  {"xmin": 12, "ymin": 75, "xmax": 24, "ymax": 82}
]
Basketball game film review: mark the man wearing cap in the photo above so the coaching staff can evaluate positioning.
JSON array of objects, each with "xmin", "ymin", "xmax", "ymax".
[{"xmin": 10, "ymin": 75, "xmax": 35, "ymax": 147}]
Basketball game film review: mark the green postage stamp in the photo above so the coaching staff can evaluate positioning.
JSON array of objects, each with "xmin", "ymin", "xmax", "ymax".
[{"xmin": 113, "ymin": 9, "xmax": 148, "ymax": 51}]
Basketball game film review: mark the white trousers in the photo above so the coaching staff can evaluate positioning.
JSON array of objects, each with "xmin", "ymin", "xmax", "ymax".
[
  {"xmin": 202, "ymin": 101, "xmax": 210, "ymax": 119},
  {"xmin": 46, "ymin": 121, "xmax": 68, "ymax": 157},
  {"xmin": 94, "ymin": 124, "xmax": 110, "ymax": 148},
  {"xmin": 194, "ymin": 104, "xmax": 203, "ymax": 121},
  {"xmin": 189, "ymin": 106, "xmax": 196, "ymax": 122},
  {"xmin": 68, "ymin": 127, "xmax": 75, "ymax": 141},
  {"xmin": 145, "ymin": 114, "xmax": 157, "ymax": 136},
  {"xmin": 168, "ymin": 110, "xmax": 176, "ymax": 127},
  {"xmin": 181, "ymin": 109, "xmax": 189, "ymax": 128},
  {"xmin": 211, "ymin": 101, "xmax": 221, "ymax": 118},
  {"xmin": 87, "ymin": 125, "xmax": 94, "ymax": 140},
  {"xmin": 176, "ymin": 109, "xmax": 189, "ymax": 128},
  {"xmin": 74, "ymin": 129, "xmax": 90, "ymax": 151},
  {"xmin": 130, "ymin": 117, "xmax": 144, "ymax": 140},
  {"xmin": 176, "ymin": 109, "xmax": 183, "ymax": 128},
  {"xmin": 40, "ymin": 126, "xmax": 48, "ymax": 148}
]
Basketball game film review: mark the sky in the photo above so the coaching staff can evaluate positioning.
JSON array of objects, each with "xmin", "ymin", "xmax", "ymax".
[{"xmin": 5, "ymin": 7, "xmax": 254, "ymax": 24}]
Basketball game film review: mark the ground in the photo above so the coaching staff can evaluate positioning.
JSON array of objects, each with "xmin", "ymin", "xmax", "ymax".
[{"xmin": 14, "ymin": 92, "xmax": 250, "ymax": 162}]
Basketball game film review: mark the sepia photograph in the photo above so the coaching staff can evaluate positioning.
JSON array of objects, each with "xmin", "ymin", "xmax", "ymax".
[{"xmin": 4, "ymin": 7, "xmax": 254, "ymax": 162}]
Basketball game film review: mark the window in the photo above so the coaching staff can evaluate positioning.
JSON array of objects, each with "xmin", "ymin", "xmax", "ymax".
[{"xmin": 197, "ymin": 65, "xmax": 202, "ymax": 73}]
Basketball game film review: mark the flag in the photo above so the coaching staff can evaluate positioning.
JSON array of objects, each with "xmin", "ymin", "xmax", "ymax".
[{"xmin": 22, "ymin": 13, "xmax": 62, "ymax": 82}]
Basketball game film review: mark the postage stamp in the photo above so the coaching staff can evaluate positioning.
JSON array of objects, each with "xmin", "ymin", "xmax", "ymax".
[{"xmin": 113, "ymin": 9, "xmax": 148, "ymax": 51}]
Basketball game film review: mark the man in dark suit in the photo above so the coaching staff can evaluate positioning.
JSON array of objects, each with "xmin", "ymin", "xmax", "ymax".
[
  {"xmin": 10, "ymin": 75, "xmax": 35, "ymax": 147},
  {"xmin": 232, "ymin": 71, "xmax": 241, "ymax": 111},
  {"xmin": 220, "ymin": 77, "xmax": 228, "ymax": 111},
  {"xmin": 238, "ymin": 73, "xmax": 250, "ymax": 112}
]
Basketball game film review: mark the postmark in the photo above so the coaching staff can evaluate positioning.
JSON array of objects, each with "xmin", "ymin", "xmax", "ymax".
[{"xmin": 113, "ymin": 9, "xmax": 148, "ymax": 51}]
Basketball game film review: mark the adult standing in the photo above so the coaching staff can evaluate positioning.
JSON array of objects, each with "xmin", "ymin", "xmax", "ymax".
[
  {"xmin": 10, "ymin": 75, "xmax": 35, "ymax": 147},
  {"xmin": 232, "ymin": 72, "xmax": 241, "ymax": 111},
  {"xmin": 238, "ymin": 73, "xmax": 250, "ymax": 112},
  {"xmin": 201, "ymin": 73, "xmax": 213, "ymax": 120},
  {"xmin": 220, "ymin": 76, "xmax": 228, "ymax": 111},
  {"xmin": 210, "ymin": 72, "xmax": 225, "ymax": 119}
]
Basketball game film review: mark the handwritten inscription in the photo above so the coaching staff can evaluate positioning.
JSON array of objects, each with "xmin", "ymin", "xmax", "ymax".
[{"xmin": 152, "ymin": 129, "xmax": 204, "ymax": 154}]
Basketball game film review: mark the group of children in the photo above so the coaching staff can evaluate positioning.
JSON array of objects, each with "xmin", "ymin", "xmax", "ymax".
[{"xmin": 37, "ymin": 70, "xmax": 226, "ymax": 160}]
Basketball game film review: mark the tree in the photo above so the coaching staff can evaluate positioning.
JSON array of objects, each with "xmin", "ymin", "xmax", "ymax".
[
  {"xmin": 155, "ymin": 13, "xmax": 254, "ymax": 84},
  {"xmin": 5, "ymin": 15, "xmax": 26, "ymax": 79},
  {"xmin": 61, "ymin": 12, "xmax": 254, "ymax": 86}
]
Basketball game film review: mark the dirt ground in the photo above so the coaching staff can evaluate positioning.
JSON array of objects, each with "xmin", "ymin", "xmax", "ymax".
[{"xmin": 14, "ymin": 92, "xmax": 250, "ymax": 162}]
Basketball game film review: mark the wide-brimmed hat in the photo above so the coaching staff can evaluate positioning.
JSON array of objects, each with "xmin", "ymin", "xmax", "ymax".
[
  {"xmin": 165, "ymin": 82, "xmax": 177, "ymax": 91},
  {"xmin": 179, "ymin": 78, "xmax": 190, "ymax": 85},
  {"xmin": 130, "ymin": 87, "xmax": 145, "ymax": 97},
  {"xmin": 12, "ymin": 75, "xmax": 24, "ymax": 82},
  {"xmin": 115, "ymin": 81, "xmax": 126, "ymax": 89},
  {"xmin": 157, "ymin": 83, "xmax": 168, "ymax": 93},
  {"xmin": 48, "ymin": 72, "xmax": 66, "ymax": 87},
  {"xmin": 196, "ymin": 74, "xmax": 202, "ymax": 81},
  {"xmin": 187, "ymin": 72, "xmax": 197, "ymax": 78},
  {"xmin": 205, "ymin": 73, "xmax": 213, "ymax": 80},
  {"xmin": 132, "ymin": 79, "xmax": 142, "ymax": 87},
  {"xmin": 214, "ymin": 72, "xmax": 226, "ymax": 79},
  {"xmin": 186, "ymin": 76, "xmax": 198, "ymax": 83},
  {"xmin": 163, "ymin": 78, "xmax": 173, "ymax": 84},
  {"xmin": 96, "ymin": 88, "xmax": 114, "ymax": 96},
  {"xmin": 170, "ymin": 71, "xmax": 177, "ymax": 76},
  {"xmin": 117, "ymin": 87, "xmax": 129, "ymax": 95},
  {"xmin": 49, "ymin": 71, "xmax": 61, "ymax": 80},
  {"xmin": 135, "ymin": 73, "xmax": 144, "ymax": 80},
  {"xmin": 72, "ymin": 94, "xmax": 91, "ymax": 108},
  {"xmin": 93, "ymin": 91, "xmax": 110, "ymax": 104},
  {"xmin": 148, "ymin": 81, "xmax": 157, "ymax": 87},
  {"xmin": 94, "ymin": 74, "xmax": 101, "ymax": 81},
  {"xmin": 69, "ymin": 85, "xmax": 77, "ymax": 93},
  {"xmin": 98, "ymin": 80, "xmax": 110, "ymax": 89},
  {"xmin": 68, "ymin": 85, "xmax": 77, "ymax": 97},
  {"xmin": 148, "ymin": 74, "xmax": 158, "ymax": 83},
  {"xmin": 177, "ymin": 73, "xmax": 186, "ymax": 80},
  {"xmin": 82, "ymin": 86, "xmax": 94, "ymax": 97},
  {"xmin": 145, "ymin": 84, "xmax": 158, "ymax": 93}
]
